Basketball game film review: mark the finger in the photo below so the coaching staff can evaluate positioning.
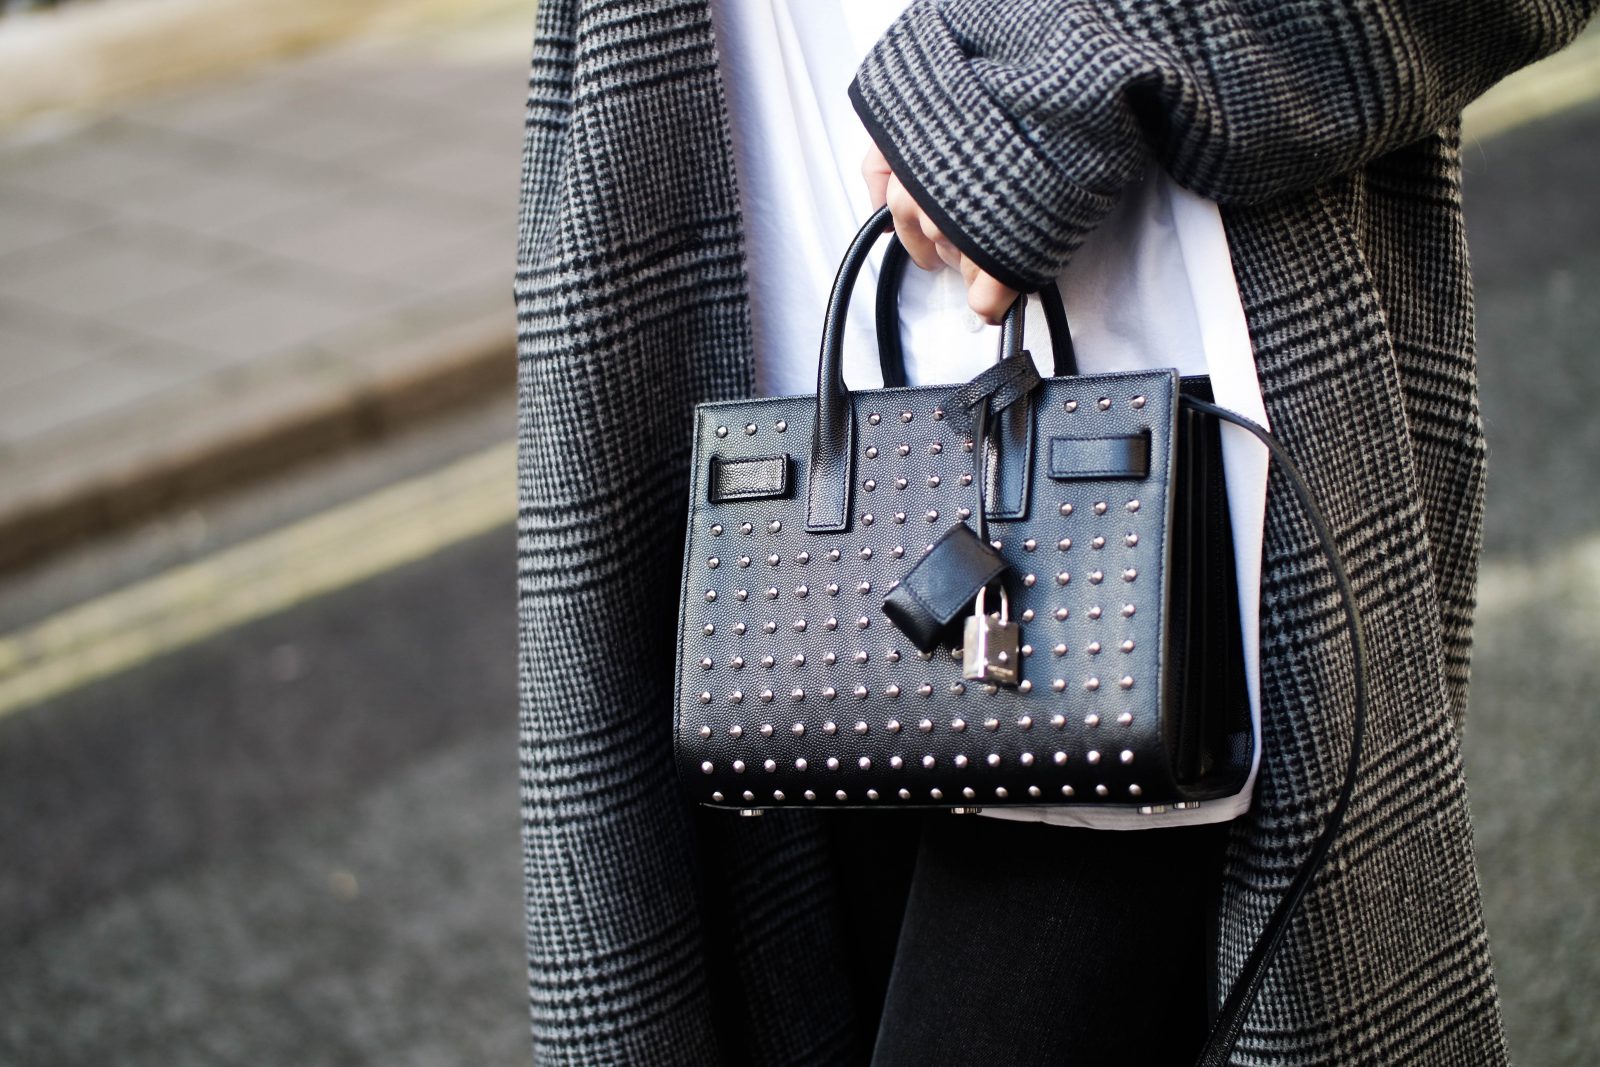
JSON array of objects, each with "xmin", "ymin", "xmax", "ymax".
[
  {"xmin": 934, "ymin": 239, "xmax": 962, "ymax": 271},
  {"xmin": 862, "ymin": 144, "xmax": 891, "ymax": 209},
  {"xmin": 968, "ymin": 270, "xmax": 1019, "ymax": 325},
  {"xmin": 886, "ymin": 178, "xmax": 942, "ymax": 271}
]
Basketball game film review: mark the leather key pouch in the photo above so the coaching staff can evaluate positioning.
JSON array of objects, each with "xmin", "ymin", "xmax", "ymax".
[{"xmin": 882, "ymin": 522, "xmax": 1007, "ymax": 653}]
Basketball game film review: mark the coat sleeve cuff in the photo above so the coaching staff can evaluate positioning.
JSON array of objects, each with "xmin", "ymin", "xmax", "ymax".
[{"xmin": 848, "ymin": 6, "xmax": 1119, "ymax": 293}]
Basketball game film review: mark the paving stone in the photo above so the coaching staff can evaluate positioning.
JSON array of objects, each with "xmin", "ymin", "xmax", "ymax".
[
  {"xmin": 0, "ymin": 341, "xmax": 211, "ymax": 445},
  {"xmin": 0, "ymin": 119, "xmax": 216, "ymax": 200},
  {"xmin": 0, "ymin": 221, "xmax": 246, "ymax": 316},
  {"xmin": 0, "ymin": 295, "xmax": 127, "ymax": 390},
  {"xmin": 0, "ymin": 184, "xmax": 108, "ymax": 258}
]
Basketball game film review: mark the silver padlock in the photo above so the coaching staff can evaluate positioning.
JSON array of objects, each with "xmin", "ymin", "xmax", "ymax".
[{"xmin": 963, "ymin": 584, "xmax": 1021, "ymax": 685}]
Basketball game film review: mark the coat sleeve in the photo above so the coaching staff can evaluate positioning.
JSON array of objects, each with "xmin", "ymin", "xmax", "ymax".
[{"xmin": 849, "ymin": 0, "xmax": 1597, "ymax": 291}]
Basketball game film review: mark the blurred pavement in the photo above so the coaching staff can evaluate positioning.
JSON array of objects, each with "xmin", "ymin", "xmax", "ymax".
[{"xmin": 0, "ymin": 0, "xmax": 530, "ymax": 571}]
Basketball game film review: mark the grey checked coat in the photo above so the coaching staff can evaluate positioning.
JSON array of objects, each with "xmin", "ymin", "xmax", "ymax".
[{"xmin": 514, "ymin": 2, "xmax": 1596, "ymax": 1063}]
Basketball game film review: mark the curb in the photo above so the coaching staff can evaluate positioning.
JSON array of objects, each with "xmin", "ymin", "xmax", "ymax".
[{"xmin": 0, "ymin": 322, "xmax": 513, "ymax": 577}]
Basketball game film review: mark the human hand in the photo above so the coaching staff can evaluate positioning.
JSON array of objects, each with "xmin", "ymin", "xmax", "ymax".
[{"xmin": 862, "ymin": 142, "xmax": 1019, "ymax": 325}]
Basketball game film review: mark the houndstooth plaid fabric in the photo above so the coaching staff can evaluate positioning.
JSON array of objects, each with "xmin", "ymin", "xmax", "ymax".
[{"xmin": 514, "ymin": 2, "xmax": 1596, "ymax": 1063}]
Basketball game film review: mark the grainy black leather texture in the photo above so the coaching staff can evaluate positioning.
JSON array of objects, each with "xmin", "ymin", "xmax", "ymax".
[
  {"xmin": 709, "ymin": 454, "xmax": 790, "ymax": 503},
  {"xmin": 674, "ymin": 366, "xmax": 1252, "ymax": 811}
]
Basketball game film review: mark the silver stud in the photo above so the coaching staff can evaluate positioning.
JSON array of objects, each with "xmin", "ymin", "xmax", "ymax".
[
  {"xmin": 930, "ymin": 787, "xmax": 944, "ymax": 800},
  {"xmin": 1122, "ymin": 603, "xmax": 1136, "ymax": 618},
  {"xmin": 862, "ymin": 515, "xmax": 875, "ymax": 528},
  {"xmin": 983, "ymin": 683, "xmax": 999, "ymax": 695},
  {"xmin": 1120, "ymin": 639, "xmax": 1135, "ymax": 653},
  {"xmin": 928, "ymin": 475, "xmax": 941, "ymax": 488},
  {"xmin": 1021, "ymin": 608, "xmax": 1035, "ymax": 622},
  {"xmin": 738, "ymin": 556, "xmax": 751, "ymax": 568},
  {"xmin": 712, "ymin": 791, "xmax": 725, "ymax": 802},
  {"xmin": 740, "ymin": 522, "xmax": 753, "ymax": 535},
  {"xmin": 794, "ymin": 619, "xmax": 808, "ymax": 633},
  {"xmin": 923, "ymin": 754, "xmax": 936, "ymax": 768},
  {"xmin": 854, "ymin": 720, "xmax": 870, "ymax": 735},
  {"xmin": 895, "ymin": 478, "xmax": 908, "ymax": 491},
  {"xmin": 1118, "ymin": 712, "xmax": 1134, "ymax": 726},
  {"xmin": 868, "ymin": 413, "xmax": 881, "ymax": 425},
  {"xmin": 822, "ymin": 686, "xmax": 837, "ymax": 700},
  {"xmin": 1087, "ymin": 605, "xmax": 1102, "ymax": 620},
  {"xmin": 704, "ymin": 591, "xmax": 717, "ymax": 603},
  {"xmin": 698, "ymin": 725, "xmax": 713, "ymax": 738},
  {"xmin": 1058, "ymin": 538, "xmax": 1072, "ymax": 551},
  {"xmin": 960, "ymin": 473, "xmax": 973, "ymax": 487},
  {"xmin": 711, "ymin": 523, "xmax": 724, "ymax": 536},
  {"xmin": 796, "ymin": 586, "xmax": 810, "ymax": 600},
  {"xmin": 1061, "ymin": 785, "xmax": 1076, "ymax": 797},
  {"xmin": 796, "ymin": 757, "xmax": 809, "ymax": 771},
  {"xmin": 767, "ymin": 553, "xmax": 780, "ymax": 567},
  {"xmin": 836, "ymin": 790, "xmax": 848, "ymax": 801},
  {"xmin": 1059, "ymin": 503, "xmax": 1075, "ymax": 516},
  {"xmin": 1056, "ymin": 572, "xmax": 1070, "ymax": 586},
  {"xmin": 901, "ymin": 411, "xmax": 913, "ymax": 423},
  {"xmin": 951, "ymin": 717, "xmax": 968, "ymax": 732},
  {"xmin": 1087, "ymin": 641, "xmax": 1102, "ymax": 655},
  {"xmin": 933, "ymin": 408, "xmax": 946, "ymax": 421},
  {"xmin": 1023, "ymin": 538, "xmax": 1037, "ymax": 551},
  {"xmin": 1129, "ymin": 784, "xmax": 1143, "ymax": 797},
  {"xmin": 1051, "ymin": 714, "xmax": 1066, "ymax": 728},
  {"xmin": 986, "ymin": 753, "xmax": 1001, "ymax": 767},
  {"xmin": 1028, "ymin": 785, "xmax": 1042, "ymax": 798},
  {"xmin": 899, "ymin": 788, "xmax": 912, "ymax": 800},
  {"xmin": 1095, "ymin": 784, "xmax": 1110, "ymax": 797},
  {"xmin": 776, "ymin": 420, "xmax": 788, "ymax": 432},
  {"xmin": 954, "ymin": 754, "xmax": 969, "ymax": 768},
  {"xmin": 765, "ymin": 587, "xmax": 779, "ymax": 600},
  {"xmin": 730, "ymin": 691, "xmax": 744, "ymax": 705},
  {"xmin": 854, "ymin": 650, "xmax": 870, "ymax": 665},
  {"xmin": 760, "ymin": 655, "xmax": 775, "ymax": 669},
  {"xmin": 886, "ymin": 719, "xmax": 902, "ymax": 733},
  {"xmin": 1023, "ymin": 573, "xmax": 1037, "ymax": 587},
  {"xmin": 700, "ymin": 657, "xmax": 714, "ymax": 670},
  {"xmin": 1130, "ymin": 395, "xmax": 1146, "ymax": 410},
  {"xmin": 764, "ymin": 758, "xmax": 777, "ymax": 772},
  {"xmin": 1018, "ymin": 680, "xmax": 1033, "ymax": 693},
  {"xmin": 885, "ymin": 685, "xmax": 902, "ymax": 698},
  {"xmin": 804, "ymin": 790, "xmax": 817, "ymax": 801},
  {"xmin": 824, "ymin": 619, "xmax": 839, "ymax": 635},
  {"xmin": 1085, "ymin": 677, "xmax": 1101, "ymax": 691},
  {"xmin": 929, "ymin": 441, "xmax": 944, "ymax": 455},
  {"xmin": 866, "ymin": 789, "xmax": 880, "ymax": 801},
  {"xmin": 1054, "ymin": 607, "xmax": 1069, "ymax": 621},
  {"xmin": 716, "ymin": 426, "xmax": 729, "ymax": 438},
  {"xmin": 1120, "ymin": 750, "xmax": 1135, "ymax": 765},
  {"xmin": 707, "ymin": 557, "xmax": 720, "ymax": 570},
  {"xmin": 898, "ymin": 443, "xmax": 911, "ymax": 457},
  {"xmin": 1052, "ymin": 679, "xmax": 1067, "ymax": 693},
  {"xmin": 823, "ymin": 721, "xmax": 837, "ymax": 734},
  {"xmin": 791, "ymin": 688, "xmax": 805, "ymax": 703},
  {"xmin": 1086, "ymin": 750, "xmax": 1101, "ymax": 765},
  {"xmin": 1053, "ymin": 751, "xmax": 1068, "ymax": 765},
  {"xmin": 962, "ymin": 787, "xmax": 977, "ymax": 799},
  {"xmin": 857, "ymin": 580, "xmax": 872, "ymax": 595},
  {"xmin": 857, "ymin": 616, "xmax": 871, "ymax": 630},
  {"xmin": 732, "ymin": 760, "xmax": 746, "ymax": 773},
  {"xmin": 759, "ymin": 690, "xmax": 774, "ymax": 703},
  {"xmin": 701, "ymin": 761, "xmax": 714, "ymax": 774},
  {"xmin": 983, "ymin": 717, "xmax": 999, "ymax": 731},
  {"xmin": 1091, "ymin": 536, "xmax": 1105, "ymax": 550},
  {"xmin": 1125, "ymin": 534, "xmax": 1139, "ymax": 548},
  {"xmin": 826, "ymin": 757, "xmax": 840, "ymax": 770},
  {"xmin": 854, "ymin": 686, "xmax": 869, "ymax": 700},
  {"xmin": 995, "ymin": 786, "xmax": 1009, "ymax": 799},
  {"xmin": 919, "ymin": 718, "xmax": 934, "ymax": 733},
  {"xmin": 864, "ymin": 479, "xmax": 877, "ymax": 492},
  {"xmin": 735, "ymin": 589, "xmax": 748, "ymax": 601},
  {"xmin": 893, "ymin": 512, "xmax": 907, "ymax": 525},
  {"xmin": 762, "ymin": 621, "xmax": 776, "ymax": 634},
  {"xmin": 1053, "ymin": 642, "xmax": 1067, "ymax": 657},
  {"xmin": 769, "ymin": 520, "xmax": 783, "ymax": 534},
  {"xmin": 1093, "ymin": 501, "xmax": 1108, "ymax": 516},
  {"xmin": 865, "ymin": 446, "xmax": 879, "ymax": 459},
  {"xmin": 703, "ymin": 623, "xmax": 716, "ymax": 637},
  {"xmin": 745, "ymin": 422, "xmax": 758, "ymax": 434},
  {"xmin": 889, "ymin": 756, "xmax": 904, "ymax": 770},
  {"xmin": 1126, "ymin": 499, "xmax": 1141, "ymax": 513},
  {"xmin": 1120, "ymin": 675, "xmax": 1135, "ymax": 690},
  {"xmin": 926, "ymin": 510, "xmax": 939, "ymax": 522},
  {"xmin": 1123, "ymin": 568, "xmax": 1138, "ymax": 582},
  {"xmin": 1084, "ymin": 713, "xmax": 1101, "ymax": 727},
  {"xmin": 1097, "ymin": 396, "xmax": 1112, "ymax": 411},
  {"xmin": 859, "ymin": 756, "xmax": 873, "ymax": 770},
  {"xmin": 1065, "ymin": 400, "xmax": 1079, "ymax": 413},
  {"xmin": 1021, "ymin": 644, "xmax": 1033, "ymax": 657},
  {"xmin": 885, "ymin": 649, "xmax": 901, "ymax": 663},
  {"xmin": 699, "ymin": 691, "xmax": 712, "ymax": 704},
  {"xmin": 1088, "ymin": 570, "xmax": 1104, "ymax": 584},
  {"xmin": 1020, "ymin": 752, "xmax": 1035, "ymax": 766}
]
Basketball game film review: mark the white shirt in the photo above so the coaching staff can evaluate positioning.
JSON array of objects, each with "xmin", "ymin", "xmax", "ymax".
[{"xmin": 710, "ymin": 0, "xmax": 1269, "ymax": 828}]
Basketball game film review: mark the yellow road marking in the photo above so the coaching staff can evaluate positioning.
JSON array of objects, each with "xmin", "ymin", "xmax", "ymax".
[
  {"xmin": 1464, "ymin": 28, "xmax": 1600, "ymax": 142},
  {"xmin": 0, "ymin": 443, "xmax": 514, "ymax": 719}
]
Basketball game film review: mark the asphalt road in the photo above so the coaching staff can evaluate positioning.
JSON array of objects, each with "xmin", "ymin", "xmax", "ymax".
[{"xmin": 2, "ymin": 103, "xmax": 1598, "ymax": 1067}]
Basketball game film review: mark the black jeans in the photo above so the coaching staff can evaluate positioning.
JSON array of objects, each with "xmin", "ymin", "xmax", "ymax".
[{"xmin": 870, "ymin": 815, "xmax": 1229, "ymax": 1067}]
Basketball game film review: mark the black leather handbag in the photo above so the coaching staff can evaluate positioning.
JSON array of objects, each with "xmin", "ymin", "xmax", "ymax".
[
  {"xmin": 673, "ymin": 207, "xmax": 1370, "ymax": 1065},
  {"xmin": 675, "ymin": 209, "xmax": 1253, "ymax": 816}
]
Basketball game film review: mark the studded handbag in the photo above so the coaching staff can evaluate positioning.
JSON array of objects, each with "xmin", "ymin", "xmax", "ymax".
[
  {"xmin": 674, "ymin": 207, "xmax": 1370, "ymax": 1065},
  {"xmin": 675, "ymin": 209, "xmax": 1254, "ymax": 816}
]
